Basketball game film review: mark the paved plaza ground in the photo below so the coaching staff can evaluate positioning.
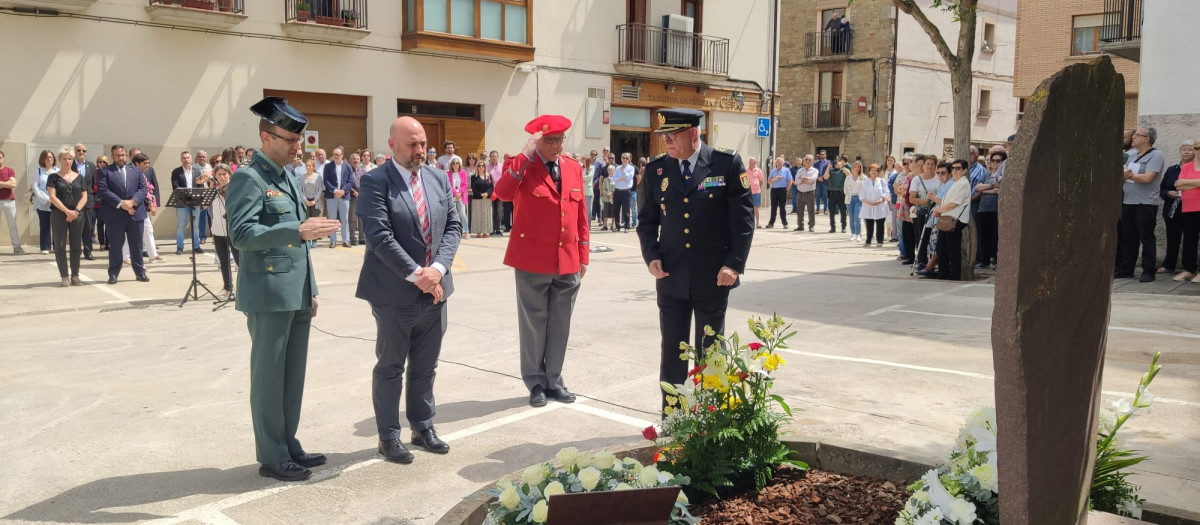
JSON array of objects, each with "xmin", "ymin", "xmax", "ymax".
[{"xmin": 1, "ymin": 221, "xmax": 1198, "ymax": 524}]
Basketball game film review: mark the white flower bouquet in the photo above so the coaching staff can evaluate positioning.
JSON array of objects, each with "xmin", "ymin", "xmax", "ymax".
[
  {"xmin": 483, "ymin": 447, "xmax": 696, "ymax": 525},
  {"xmin": 895, "ymin": 407, "xmax": 1000, "ymax": 525}
]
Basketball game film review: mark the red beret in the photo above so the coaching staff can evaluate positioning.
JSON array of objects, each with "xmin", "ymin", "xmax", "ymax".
[{"xmin": 524, "ymin": 114, "xmax": 572, "ymax": 135}]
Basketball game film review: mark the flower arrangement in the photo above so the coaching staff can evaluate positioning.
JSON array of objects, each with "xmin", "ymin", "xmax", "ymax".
[
  {"xmin": 1091, "ymin": 351, "xmax": 1161, "ymax": 519},
  {"xmin": 895, "ymin": 407, "xmax": 1000, "ymax": 525},
  {"xmin": 483, "ymin": 447, "xmax": 696, "ymax": 525},
  {"xmin": 647, "ymin": 314, "xmax": 803, "ymax": 498}
]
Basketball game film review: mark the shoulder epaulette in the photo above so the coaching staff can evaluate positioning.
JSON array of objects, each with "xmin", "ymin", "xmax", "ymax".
[
  {"xmin": 650, "ymin": 152, "xmax": 668, "ymax": 162},
  {"xmin": 714, "ymin": 147, "xmax": 737, "ymax": 156}
]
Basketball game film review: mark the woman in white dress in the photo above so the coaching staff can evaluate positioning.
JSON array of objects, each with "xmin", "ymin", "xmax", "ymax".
[{"xmin": 859, "ymin": 163, "xmax": 892, "ymax": 247}]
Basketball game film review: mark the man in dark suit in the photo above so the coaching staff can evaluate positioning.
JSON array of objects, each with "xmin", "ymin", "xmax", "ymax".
[
  {"xmin": 72, "ymin": 144, "xmax": 98, "ymax": 260},
  {"xmin": 356, "ymin": 116, "xmax": 462, "ymax": 464},
  {"xmin": 323, "ymin": 146, "xmax": 355, "ymax": 248},
  {"xmin": 171, "ymin": 151, "xmax": 207, "ymax": 255},
  {"xmin": 96, "ymin": 144, "xmax": 150, "ymax": 284},
  {"xmin": 636, "ymin": 108, "xmax": 754, "ymax": 412}
]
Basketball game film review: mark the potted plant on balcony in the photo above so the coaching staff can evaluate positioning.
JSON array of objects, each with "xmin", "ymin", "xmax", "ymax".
[
  {"xmin": 295, "ymin": 1, "xmax": 311, "ymax": 22},
  {"xmin": 341, "ymin": 9, "xmax": 358, "ymax": 28}
]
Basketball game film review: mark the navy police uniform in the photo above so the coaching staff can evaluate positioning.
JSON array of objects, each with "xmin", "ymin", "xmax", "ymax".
[{"xmin": 636, "ymin": 108, "xmax": 754, "ymax": 411}]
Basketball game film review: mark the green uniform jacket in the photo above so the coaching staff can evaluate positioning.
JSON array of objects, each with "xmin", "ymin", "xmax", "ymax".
[{"xmin": 226, "ymin": 151, "xmax": 318, "ymax": 312}]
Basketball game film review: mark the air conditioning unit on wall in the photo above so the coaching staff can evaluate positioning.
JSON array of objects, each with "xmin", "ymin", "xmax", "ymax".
[{"xmin": 662, "ymin": 14, "xmax": 694, "ymax": 68}]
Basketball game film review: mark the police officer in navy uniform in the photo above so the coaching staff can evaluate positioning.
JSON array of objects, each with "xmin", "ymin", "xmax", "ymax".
[{"xmin": 636, "ymin": 108, "xmax": 754, "ymax": 412}]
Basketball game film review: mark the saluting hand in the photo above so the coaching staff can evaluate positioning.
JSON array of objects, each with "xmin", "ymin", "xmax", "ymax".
[
  {"xmin": 717, "ymin": 266, "xmax": 739, "ymax": 287},
  {"xmin": 522, "ymin": 132, "xmax": 543, "ymax": 158},
  {"xmin": 648, "ymin": 259, "xmax": 669, "ymax": 279},
  {"xmin": 299, "ymin": 217, "xmax": 341, "ymax": 240}
]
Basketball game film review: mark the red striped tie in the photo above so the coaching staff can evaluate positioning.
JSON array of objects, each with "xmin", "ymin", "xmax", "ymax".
[{"xmin": 411, "ymin": 172, "xmax": 432, "ymax": 265}]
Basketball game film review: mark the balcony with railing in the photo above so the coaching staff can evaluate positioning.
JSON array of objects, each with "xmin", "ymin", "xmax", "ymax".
[
  {"xmin": 800, "ymin": 102, "xmax": 851, "ymax": 130},
  {"xmin": 804, "ymin": 31, "xmax": 853, "ymax": 59},
  {"xmin": 146, "ymin": 0, "xmax": 247, "ymax": 28},
  {"xmin": 282, "ymin": 0, "xmax": 370, "ymax": 42},
  {"xmin": 1099, "ymin": 0, "xmax": 1141, "ymax": 62},
  {"xmin": 615, "ymin": 23, "xmax": 730, "ymax": 83}
]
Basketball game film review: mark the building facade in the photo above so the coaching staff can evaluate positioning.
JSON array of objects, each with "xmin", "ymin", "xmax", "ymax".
[
  {"xmin": 1013, "ymin": 0, "xmax": 1140, "ymax": 129},
  {"xmin": 1137, "ymin": 0, "xmax": 1199, "ymax": 157},
  {"xmin": 778, "ymin": 0, "xmax": 1017, "ymax": 165},
  {"xmin": 0, "ymin": 0, "xmax": 774, "ymax": 243}
]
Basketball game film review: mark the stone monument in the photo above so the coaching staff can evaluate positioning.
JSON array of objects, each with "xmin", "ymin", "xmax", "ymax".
[{"xmin": 991, "ymin": 56, "xmax": 1125, "ymax": 525}]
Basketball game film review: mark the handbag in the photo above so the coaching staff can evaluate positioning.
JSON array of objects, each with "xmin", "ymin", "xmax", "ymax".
[{"xmin": 935, "ymin": 182, "xmax": 969, "ymax": 232}]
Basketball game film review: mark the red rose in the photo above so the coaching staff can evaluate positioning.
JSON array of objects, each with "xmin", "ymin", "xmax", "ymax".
[
  {"xmin": 749, "ymin": 342, "xmax": 764, "ymax": 351},
  {"xmin": 642, "ymin": 425, "xmax": 658, "ymax": 441},
  {"xmin": 707, "ymin": 405, "xmax": 716, "ymax": 412},
  {"xmin": 687, "ymin": 365, "xmax": 704, "ymax": 377},
  {"xmin": 738, "ymin": 372, "xmax": 749, "ymax": 380}
]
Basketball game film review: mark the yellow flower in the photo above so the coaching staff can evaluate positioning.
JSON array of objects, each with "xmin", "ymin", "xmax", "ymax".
[
  {"xmin": 591, "ymin": 450, "xmax": 616, "ymax": 470},
  {"xmin": 726, "ymin": 374, "xmax": 742, "ymax": 385},
  {"xmin": 523, "ymin": 464, "xmax": 546, "ymax": 487},
  {"xmin": 701, "ymin": 374, "xmax": 723, "ymax": 390},
  {"xmin": 639, "ymin": 465, "xmax": 660, "ymax": 487},
  {"xmin": 555, "ymin": 447, "xmax": 578, "ymax": 468},
  {"xmin": 615, "ymin": 482, "xmax": 633, "ymax": 490},
  {"xmin": 544, "ymin": 480, "xmax": 565, "ymax": 498},
  {"xmin": 531, "ymin": 499, "xmax": 549, "ymax": 523},
  {"xmin": 498, "ymin": 486, "xmax": 520, "ymax": 509},
  {"xmin": 764, "ymin": 354, "xmax": 786, "ymax": 372},
  {"xmin": 578, "ymin": 467, "xmax": 602, "ymax": 491}
]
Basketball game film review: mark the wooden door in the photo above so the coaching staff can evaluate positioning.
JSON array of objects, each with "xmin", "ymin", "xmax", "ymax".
[{"xmin": 627, "ymin": 0, "xmax": 648, "ymax": 62}]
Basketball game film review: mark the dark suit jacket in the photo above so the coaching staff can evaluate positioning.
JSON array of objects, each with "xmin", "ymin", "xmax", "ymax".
[
  {"xmin": 323, "ymin": 161, "xmax": 356, "ymax": 199},
  {"xmin": 355, "ymin": 162, "xmax": 462, "ymax": 308},
  {"xmin": 74, "ymin": 160, "xmax": 98, "ymax": 201},
  {"xmin": 96, "ymin": 163, "xmax": 149, "ymax": 223},
  {"xmin": 636, "ymin": 144, "xmax": 754, "ymax": 299},
  {"xmin": 171, "ymin": 165, "xmax": 204, "ymax": 190}
]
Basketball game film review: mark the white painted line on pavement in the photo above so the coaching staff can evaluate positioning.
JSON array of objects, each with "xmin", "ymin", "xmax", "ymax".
[
  {"xmin": 47, "ymin": 262, "xmax": 132, "ymax": 302},
  {"xmin": 145, "ymin": 403, "xmax": 570, "ymax": 525},
  {"xmin": 775, "ymin": 348, "xmax": 1200, "ymax": 408},
  {"xmin": 866, "ymin": 304, "xmax": 905, "ymax": 316},
  {"xmin": 566, "ymin": 403, "xmax": 654, "ymax": 430},
  {"xmin": 887, "ymin": 309, "xmax": 1200, "ymax": 340}
]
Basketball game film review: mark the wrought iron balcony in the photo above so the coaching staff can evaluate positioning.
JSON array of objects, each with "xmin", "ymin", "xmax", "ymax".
[
  {"xmin": 149, "ymin": 0, "xmax": 243, "ymax": 13},
  {"xmin": 616, "ymin": 23, "xmax": 730, "ymax": 78},
  {"xmin": 1100, "ymin": 0, "xmax": 1141, "ymax": 62},
  {"xmin": 800, "ymin": 102, "xmax": 850, "ymax": 129},
  {"xmin": 146, "ymin": 0, "xmax": 247, "ymax": 28},
  {"xmin": 804, "ymin": 31, "xmax": 853, "ymax": 59},
  {"xmin": 285, "ymin": 0, "xmax": 368, "ymax": 30}
]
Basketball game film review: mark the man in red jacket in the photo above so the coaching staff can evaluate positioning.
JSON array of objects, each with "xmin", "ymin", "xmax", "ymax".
[{"xmin": 494, "ymin": 115, "xmax": 590, "ymax": 407}]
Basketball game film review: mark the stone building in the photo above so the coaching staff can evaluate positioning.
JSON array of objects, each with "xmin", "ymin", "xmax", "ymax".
[
  {"xmin": 779, "ymin": 0, "xmax": 1019, "ymax": 163},
  {"xmin": 0, "ymin": 0, "xmax": 775, "ymax": 244}
]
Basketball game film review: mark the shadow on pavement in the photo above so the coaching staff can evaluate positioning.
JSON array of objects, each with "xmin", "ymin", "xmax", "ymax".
[{"xmin": 352, "ymin": 397, "xmax": 532, "ymax": 437}]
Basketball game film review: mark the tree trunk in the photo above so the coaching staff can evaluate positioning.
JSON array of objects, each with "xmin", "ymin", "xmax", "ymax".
[{"xmin": 950, "ymin": 64, "xmax": 974, "ymax": 161}]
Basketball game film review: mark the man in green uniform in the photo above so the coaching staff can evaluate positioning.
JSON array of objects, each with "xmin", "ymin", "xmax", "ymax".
[{"xmin": 226, "ymin": 97, "xmax": 342, "ymax": 481}]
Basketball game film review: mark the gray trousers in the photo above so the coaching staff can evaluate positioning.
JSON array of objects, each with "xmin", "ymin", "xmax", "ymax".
[
  {"xmin": 515, "ymin": 269, "xmax": 581, "ymax": 391},
  {"xmin": 0, "ymin": 200, "xmax": 19, "ymax": 249},
  {"xmin": 371, "ymin": 299, "xmax": 446, "ymax": 440}
]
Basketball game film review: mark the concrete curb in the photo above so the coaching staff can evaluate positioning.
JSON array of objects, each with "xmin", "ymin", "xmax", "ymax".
[{"xmin": 434, "ymin": 438, "xmax": 1199, "ymax": 525}]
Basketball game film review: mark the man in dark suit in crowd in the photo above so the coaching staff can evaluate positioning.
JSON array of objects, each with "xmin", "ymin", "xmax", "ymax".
[
  {"xmin": 96, "ymin": 144, "xmax": 150, "ymax": 284},
  {"xmin": 356, "ymin": 116, "xmax": 462, "ymax": 464},
  {"xmin": 323, "ymin": 146, "xmax": 355, "ymax": 248},
  {"xmin": 637, "ymin": 108, "xmax": 754, "ymax": 412},
  {"xmin": 72, "ymin": 144, "xmax": 98, "ymax": 260}
]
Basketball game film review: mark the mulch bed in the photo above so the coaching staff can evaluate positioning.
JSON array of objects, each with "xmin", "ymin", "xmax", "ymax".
[{"xmin": 694, "ymin": 467, "xmax": 911, "ymax": 524}]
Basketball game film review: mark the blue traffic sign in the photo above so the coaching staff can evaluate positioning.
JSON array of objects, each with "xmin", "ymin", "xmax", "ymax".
[{"xmin": 756, "ymin": 117, "xmax": 771, "ymax": 138}]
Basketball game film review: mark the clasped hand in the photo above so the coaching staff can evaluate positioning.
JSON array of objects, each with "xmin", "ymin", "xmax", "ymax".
[{"xmin": 413, "ymin": 267, "xmax": 445, "ymax": 303}]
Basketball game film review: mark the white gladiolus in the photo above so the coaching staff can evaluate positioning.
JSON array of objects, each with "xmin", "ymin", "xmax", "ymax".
[
  {"xmin": 1136, "ymin": 385, "xmax": 1155, "ymax": 409},
  {"xmin": 1111, "ymin": 397, "xmax": 1136, "ymax": 416},
  {"xmin": 577, "ymin": 467, "xmax": 602, "ymax": 491},
  {"xmin": 1099, "ymin": 407, "xmax": 1118, "ymax": 435},
  {"xmin": 1118, "ymin": 498, "xmax": 1143, "ymax": 519}
]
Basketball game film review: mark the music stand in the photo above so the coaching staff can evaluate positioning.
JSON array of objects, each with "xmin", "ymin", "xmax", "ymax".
[
  {"xmin": 546, "ymin": 486, "xmax": 681, "ymax": 525},
  {"xmin": 167, "ymin": 188, "xmax": 222, "ymax": 308}
]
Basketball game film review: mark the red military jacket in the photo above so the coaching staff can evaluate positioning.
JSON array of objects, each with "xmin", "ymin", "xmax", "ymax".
[{"xmin": 495, "ymin": 152, "xmax": 590, "ymax": 275}]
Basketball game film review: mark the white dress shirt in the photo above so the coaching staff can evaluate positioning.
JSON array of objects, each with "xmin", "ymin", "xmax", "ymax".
[{"xmin": 391, "ymin": 159, "xmax": 447, "ymax": 281}]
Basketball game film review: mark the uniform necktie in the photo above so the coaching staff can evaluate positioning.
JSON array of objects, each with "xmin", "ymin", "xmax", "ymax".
[
  {"xmin": 546, "ymin": 160, "xmax": 560, "ymax": 193},
  {"xmin": 121, "ymin": 166, "xmax": 130, "ymax": 190},
  {"xmin": 682, "ymin": 159, "xmax": 692, "ymax": 181},
  {"xmin": 411, "ymin": 172, "xmax": 432, "ymax": 265}
]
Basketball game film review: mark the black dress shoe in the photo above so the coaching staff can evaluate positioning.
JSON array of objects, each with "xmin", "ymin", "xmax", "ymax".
[
  {"xmin": 412, "ymin": 428, "xmax": 450, "ymax": 454},
  {"xmin": 84, "ymin": 253, "xmax": 95, "ymax": 261},
  {"xmin": 106, "ymin": 277, "xmax": 118, "ymax": 284},
  {"xmin": 378, "ymin": 438, "xmax": 414, "ymax": 464},
  {"xmin": 529, "ymin": 385, "xmax": 548, "ymax": 407},
  {"xmin": 194, "ymin": 247, "xmax": 205, "ymax": 254},
  {"xmin": 1113, "ymin": 271, "xmax": 1134, "ymax": 279},
  {"xmin": 291, "ymin": 451, "xmax": 326, "ymax": 468},
  {"xmin": 136, "ymin": 274, "xmax": 150, "ymax": 282},
  {"xmin": 258, "ymin": 460, "xmax": 311, "ymax": 481},
  {"xmin": 546, "ymin": 388, "xmax": 577, "ymax": 403},
  {"xmin": 1139, "ymin": 273, "xmax": 1155, "ymax": 283}
]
